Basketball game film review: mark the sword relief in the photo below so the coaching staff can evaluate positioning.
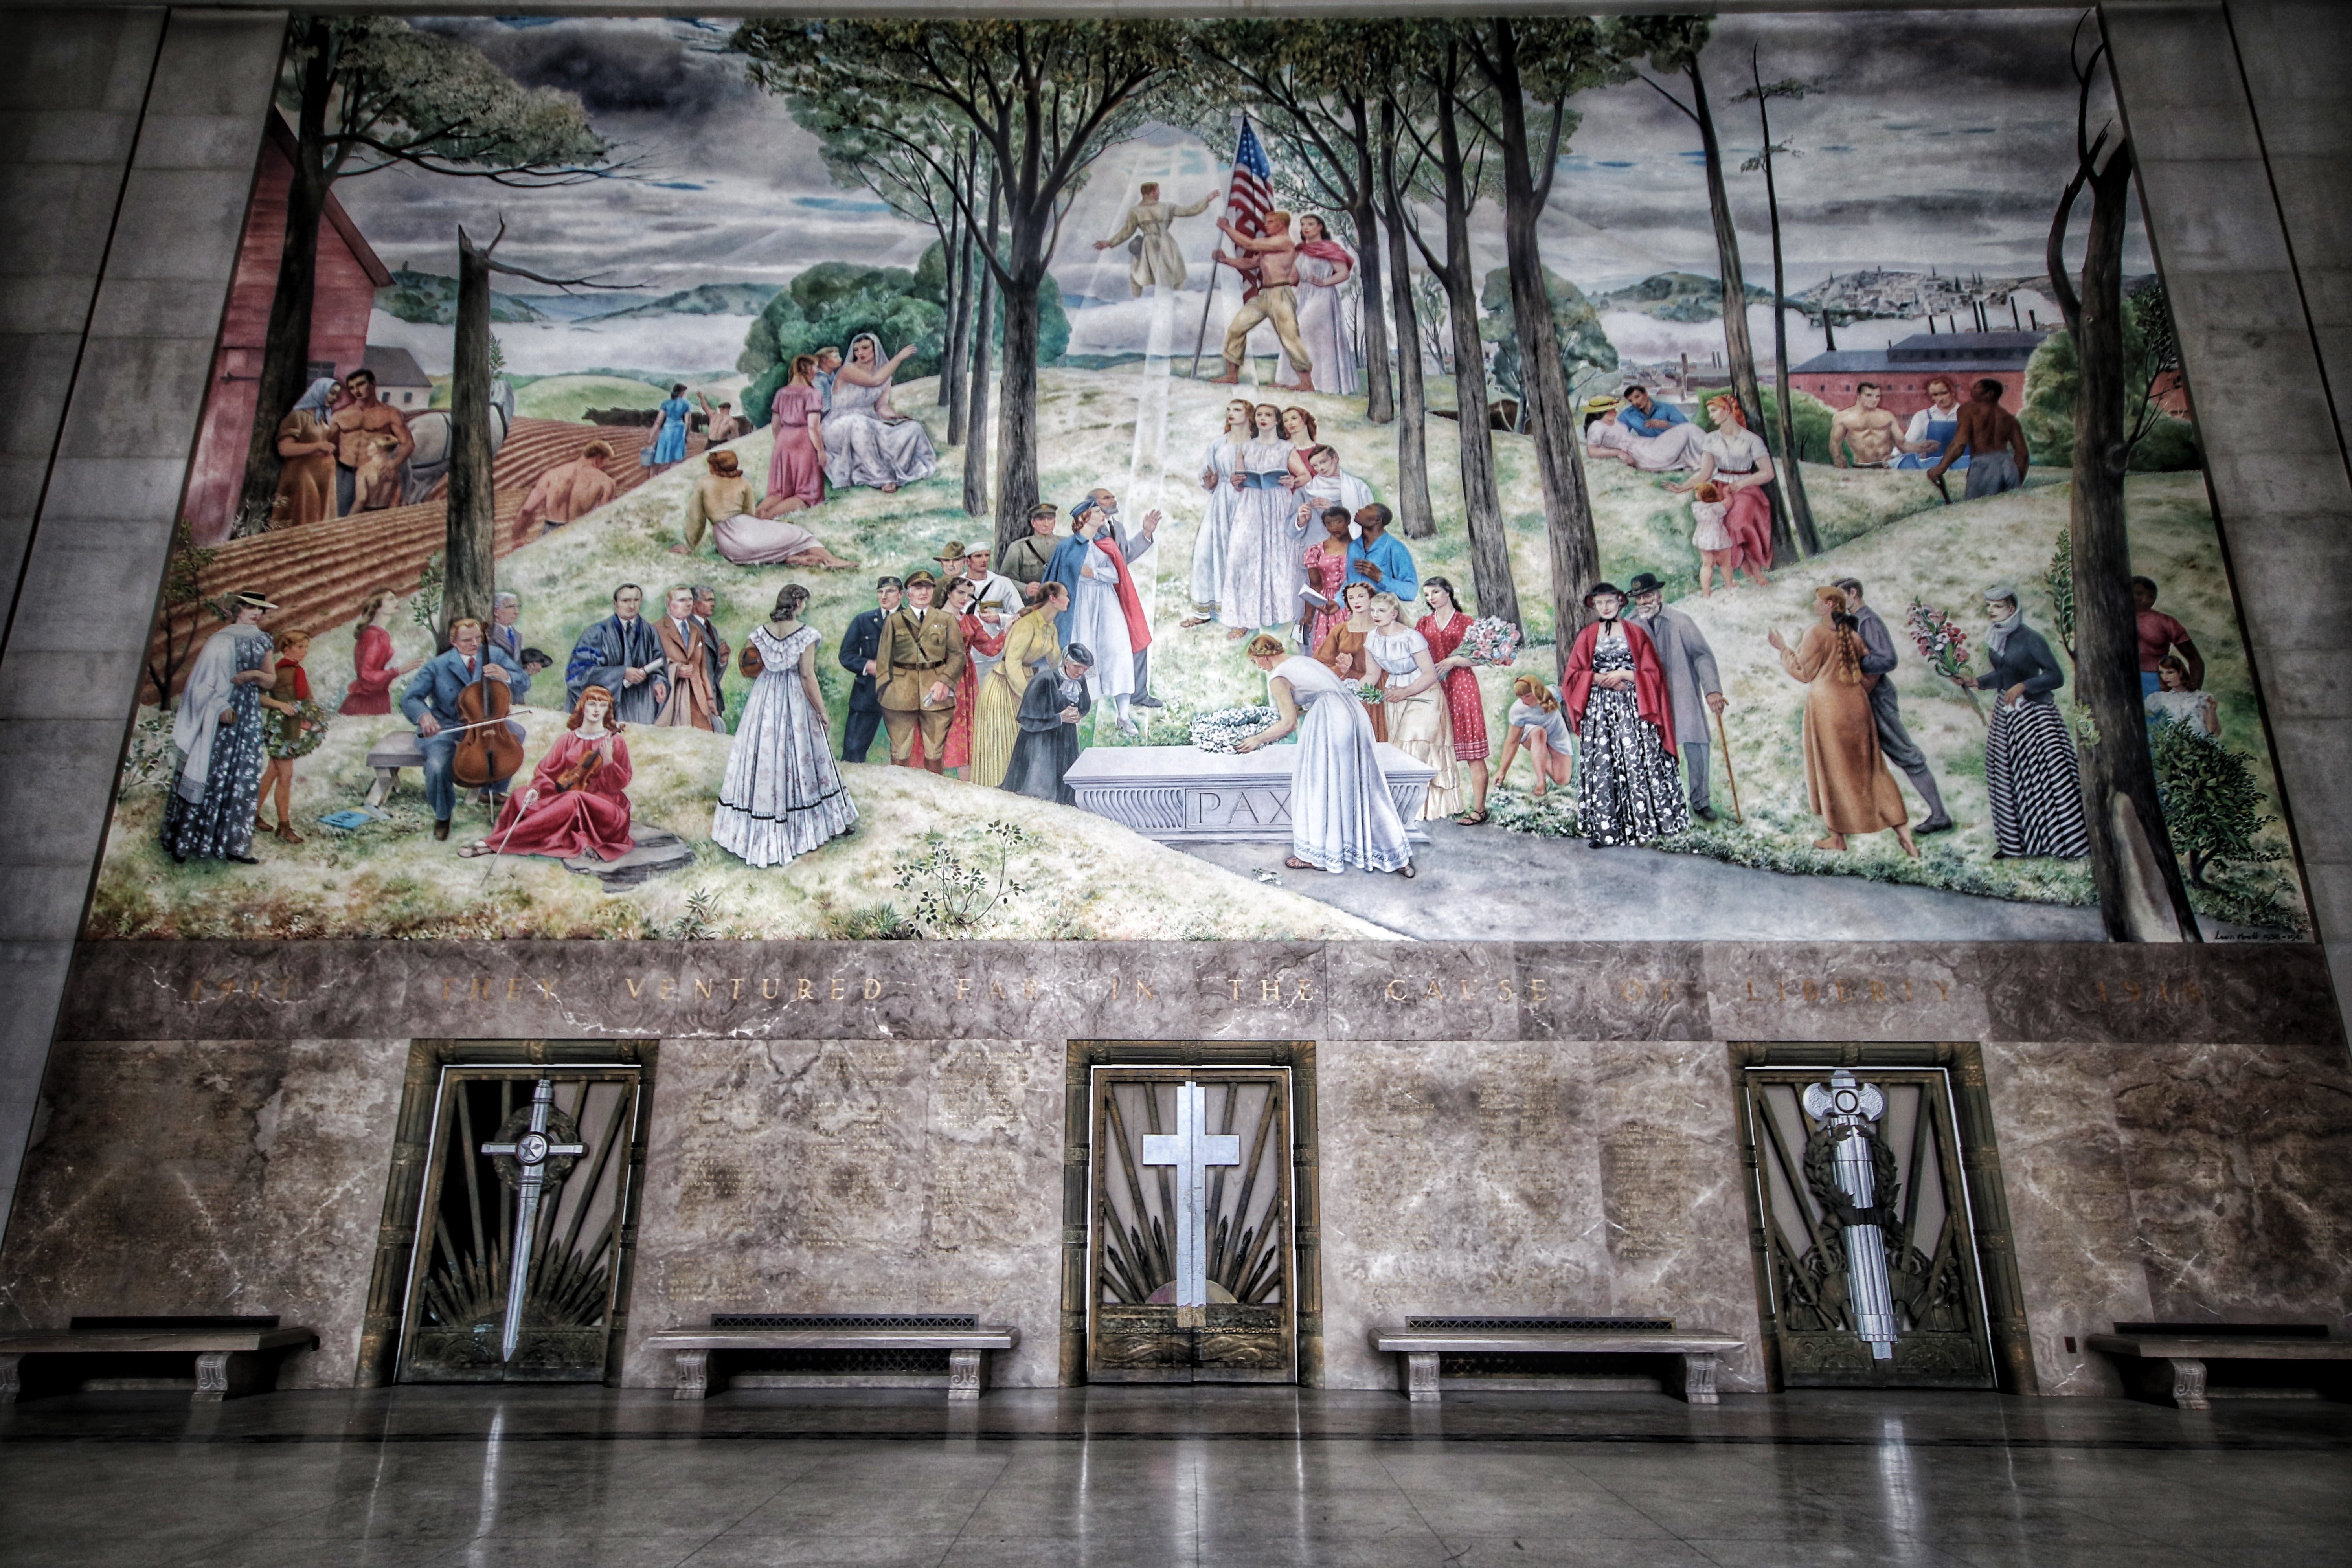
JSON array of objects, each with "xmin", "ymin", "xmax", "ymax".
[
  {"xmin": 478, "ymin": 1079, "xmax": 588, "ymax": 1363},
  {"xmin": 1801, "ymin": 1069, "xmax": 1900, "ymax": 1361}
]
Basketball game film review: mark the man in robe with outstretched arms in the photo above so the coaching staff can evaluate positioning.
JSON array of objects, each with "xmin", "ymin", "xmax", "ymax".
[{"xmin": 1093, "ymin": 182, "xmax": 1220, "ymax": 296}]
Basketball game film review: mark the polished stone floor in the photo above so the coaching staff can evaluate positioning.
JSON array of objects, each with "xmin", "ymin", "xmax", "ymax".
[{"xmin": 2, "ymin": 1384, "xmax": 2347, "ymax": 1567}]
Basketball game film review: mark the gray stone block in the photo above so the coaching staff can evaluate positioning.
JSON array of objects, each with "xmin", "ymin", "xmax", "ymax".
[
  {"xmin": 0, "ymin": 863, "xmax": 97, "ymax": 943},
  {"xmin": 31, "ymin": 457, "xmax": 191, "ymax": 523},
  {"xmin": 0, "ymin": 277, "xmax": 106, "ymax": 338},
  {"xmin": 81, "ymin": 277, "xmax": 233, "ymax": 342},
  {"xmin": 0, "ymin": 11, "xmax": 160, "ymax": 114},
  {"xmin": 121, "ymin": 113, "xmax": 265, "ymax": 176},
  {"xmin": 2161, "ymin": 267, "xmax": 2317, "ymax": 338},
  {"xmin": 52, "ymin": 334, "xmax": 216, "ymax": 451},
  {"xmin": 0, "ymin": 648, "xmax": 144, "ymax": 721},
  {"xmin": 2201, "ymin": 516, "xmax": 2352, "ymax": 653},
  {"xmin": 0, "ymin": 333, "xmax": 85, "ymax": 455},
  {"xmin": 2301, "ymin": 265, "xmax": 2352, "ymax": 327},
  {"xmin": 100, "ymin": 171, "xmax": 252, "ymax": 281},
  {"xmin": 10, "ymin": 538, "xmax": 171, "ymax": 652},
  {"xmin": 2205, "ymin": 443, "xmax": 2352, "ymax": 518},
  {"xmin": 0, "ymin": 163, "xmax": 133, "ymax": 277},
  {"xmin": 0, "ymin": 724, "xmax": 120, "ymax": 861},
  {"xmin": 2123, "ymin": 101, "xmax": 2266, "ymax": 166},
  {"xmin": 2266, "ymin": 719, "xmax": 2352, "ymax": 862},
  {"xmin": 0, "ymin": 110, "xmax": 142, "ymax": 173},
  {"xmin": 142, "ymin": 13, "xmax": 283, "ymax": 120},
  {"xmin": 2238, "ymin": 647, "xmax": 2352, "ymax": 720},
  {"xmin": 2267, "ymin": 155, "xmax": 2352, "ymax": 261},
  {"xmin": 2136, "ymin": 158, "xmax": 2299, "ymax": 274}
]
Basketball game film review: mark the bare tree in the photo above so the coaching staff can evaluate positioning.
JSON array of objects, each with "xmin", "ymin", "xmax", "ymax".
[
  {"xmin": 2046, "ymin": 18, "xmax": 2200, "ymax": 942},
  {"xmin": 1376, "ymin": 95, "xmax": 1436, "ymax": 538},
  {"xmin": 1733, "ymin": 52, "xmax": 1823, "ymax": 554}
]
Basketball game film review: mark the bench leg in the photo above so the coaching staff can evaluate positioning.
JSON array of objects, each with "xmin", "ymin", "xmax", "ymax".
[
  {"xmin": 672, "ymin": 1350, "xmax": 712, "ymax": 1401},
  {"xmin": 0, "ymin": 1353, "xmax": 19, "ymax": 1404},
  {"xmin": 365, "ymin": 766, "xmax": 399, "ymax": 809},
  {"xmin": 193, "ymin": 1351, "xmax": 266, "ymax": 1402},
  {"xmin": 2165, "ymin": 1357, "xmax": 2209, "ymax": 1412},
  {"xmin": 1672, "ymin": 1352, "xmax": 1722, "ymax": 1406},
  {"xmin": 1402, "ymin": 1352, "xmax": 1441, "ymax": 1404},
  {"xmin": 947, "ymin": 1349, "xmax": 985, "ymax": 1403}
]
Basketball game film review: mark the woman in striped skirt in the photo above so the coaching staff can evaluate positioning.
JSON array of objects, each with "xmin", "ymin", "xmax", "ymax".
[{"xmin": 1967, "ymin": 583, "xmax": 2089, "ymax": 859}]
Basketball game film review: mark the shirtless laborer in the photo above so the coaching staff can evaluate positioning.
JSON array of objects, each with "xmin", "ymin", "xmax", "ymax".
[
  {"xmin": 1209, "ymin": 211, "xmax": 1314, "ymax": 392},
  {"xmin": 1829, "ymin": 382, "xmax": 1905, "ymax": 468},
  {"xmin": 515, "ymin": 441, "xmax": 619, "ymax": 542},
  {"xmin": 1929, "ymin": 378, "xmax": 2032, "ymax": 500},
  {"xmin": 329, "ymin": 367, "xmax": 413, "ymax": 516}
]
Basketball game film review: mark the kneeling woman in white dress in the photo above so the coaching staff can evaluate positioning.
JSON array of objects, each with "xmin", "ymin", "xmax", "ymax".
[
  {"xmin": 712, "ymin": 584, "xmax": 859, "ymax": 867},
  {"xmin": 1233, "ymin": 631, "xmax": 1414, "ymax": 878}
]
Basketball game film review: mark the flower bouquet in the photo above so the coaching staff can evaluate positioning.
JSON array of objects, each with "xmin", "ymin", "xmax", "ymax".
[
  {"xmin": 1456, "ymin": 615, "xmax": 1523, "ymax": 667},
  {"xmin": 1907, "ymin": 597, "xmax": 1985, "ymax": 724},
  {"xmin": 1352, "ymin": 683, "xmax": 1385, "ymax": 707},
  {"xmin": 1191, "ymin": 705, "xmax": 1277, "ymax": 754}
]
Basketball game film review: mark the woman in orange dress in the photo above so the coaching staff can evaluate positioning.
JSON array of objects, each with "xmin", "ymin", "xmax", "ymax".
[{"xmin": 1769, "ymin": 586, "xmax": 1918, "ymax": 857}]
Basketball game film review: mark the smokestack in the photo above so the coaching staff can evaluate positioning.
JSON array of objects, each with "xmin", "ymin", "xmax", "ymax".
[{"xmin": 2011, "ymin": 297, "xmax": 2022, "ymax": 330}]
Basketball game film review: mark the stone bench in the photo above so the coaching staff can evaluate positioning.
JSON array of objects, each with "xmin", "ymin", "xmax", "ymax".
[
  {"xmin": 1370, "ymin": 1316, "xmax": 1744, "ymax": 1405},
  {"xmin": 2087, "ymin": 1324, "xmax": 2352, "ymax": 1410},
  {"xmin": 363, "ymin": 722, "xmax": 528, "ymax": 809},
  {"xmin": 0, "ymin": 1316, "xmax": 317, "ymax": 1403},
  {"xmin": 1065, "ymin": 742, "xmax": 1436, "ymax": 844},
  {"xmin": 645, "ymin": 1313, "xmax": 1018, "ymax": 1402}
]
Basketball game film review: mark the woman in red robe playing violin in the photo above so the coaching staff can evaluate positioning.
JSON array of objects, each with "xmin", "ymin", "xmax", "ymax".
[{"xmin": 460, "ymin": 685, "xmax": 636, "ymax": 861}]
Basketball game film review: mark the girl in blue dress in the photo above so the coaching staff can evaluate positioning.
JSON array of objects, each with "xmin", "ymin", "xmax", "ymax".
[{"xmin": 650, "ymin": 382, "xmax": 691, "ymax": 469}]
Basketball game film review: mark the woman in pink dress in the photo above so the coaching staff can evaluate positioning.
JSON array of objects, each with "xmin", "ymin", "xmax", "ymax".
[
  {"xmin": 460, "ymin": 686, "xmax": 636, "ymax": 862},
  {"xmin": 341, "ymin": 588, "xmax": 419, "ymax": 715},
  {"xmin": 1417, "ymin": 576, "xmax": 1493, "ymax": 825},
  {"xmin": 1299, "ymin": 505, "xmax": 1352, "ymax": 653},
  {"xmin": 766, "ymin": 354, "xmax": 828, "ymax": 511}
]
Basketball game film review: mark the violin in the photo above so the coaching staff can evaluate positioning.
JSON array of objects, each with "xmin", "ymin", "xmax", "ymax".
[
  {"xmin": 549, "ymin": 744, "xmax": 603, "ymax": 795},
  {"xmin": 451, "ymin": 656, "xmax": 524, "ymax": 789}
]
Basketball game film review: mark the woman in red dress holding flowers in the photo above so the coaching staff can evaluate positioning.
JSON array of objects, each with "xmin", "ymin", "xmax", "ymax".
[
  {"xmin": 1416, "ymin": 576, "xmax": 1492, "ymax": 825},
  {"xmin": 461, "ymin": 685, "xmax": 635, "ymax": 861}
]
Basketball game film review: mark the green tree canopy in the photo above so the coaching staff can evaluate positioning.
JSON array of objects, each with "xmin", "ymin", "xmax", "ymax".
[
  {"xmin": 2021, "ymin": 281, "xmax": 2200, "ymax": 472},
  {"xmin": 1478, "ymin": 264, "xmax": 1617, "ymax": 406}
]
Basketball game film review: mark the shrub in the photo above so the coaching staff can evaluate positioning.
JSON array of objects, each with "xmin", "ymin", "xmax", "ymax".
[{"xmin": 2150, "ymin": 718, "xmax": 2283, "ymax": 887}]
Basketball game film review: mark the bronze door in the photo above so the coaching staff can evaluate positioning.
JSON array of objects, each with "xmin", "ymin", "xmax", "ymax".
[
  {"xmin": 397, "ymin": 1067, "xmax": 645, "ymax": 1383},
  {"xmin": 1739, "ymin": 1066, "xmax": 1997, "ymax": 1389},
  {"xmin": 1087, "ymin": 1068, "xmax": 1295, "ymax": 1383}
]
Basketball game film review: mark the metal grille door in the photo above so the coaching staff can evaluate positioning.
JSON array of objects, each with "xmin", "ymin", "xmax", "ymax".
[
  {"xmin": 397, "ymin": 1067, "xmax": 644, "ymax": 1383},
  {"xmin": 1087, "ymin": 1069, "xmax": 1294, "ymax": 1383},
  {"xmin": 1739, "ymin": 1066, "xmax": 1997, "ymax": 1389}
]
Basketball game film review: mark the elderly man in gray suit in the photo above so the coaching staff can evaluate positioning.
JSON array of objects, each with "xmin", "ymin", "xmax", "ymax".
[
  {"xmin": 1836, "ymin": 577, "xmax": 1954, "ymax": 833},
  {"xmin": 1626, "ymin": 573, "xmax": 1728, "ymax": 822}
]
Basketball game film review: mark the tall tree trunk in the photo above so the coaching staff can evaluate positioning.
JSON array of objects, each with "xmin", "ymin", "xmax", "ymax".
[
  {"xmin": 238, "ymin": 18, "xmax": 333, "ymax": 533},
  {"xmin": 1431, "ymin": 83, "xmax": 1519, "ymax": 630},
  {"xmin": 1688, "ymin": 59, "xmax": 1797, "ymax": 567},
  {"xmin": 1753, "ymin": 86, "xmax": 1821, "ymax": 555},
  {"xmin": 992, "ymin": 277, "xmax": 1041, "ymax": 557},
  {"xmin": 941, "ymin": 187, "xmax": 967, "ymax": 430},
  {"xmin": 1346, "ymin": 97, "xmax": 1395, "ymax": 427},
  {"xmin": 443, "ymin": 229, "xmax": 498, "ymax": 643},
  {"xmin": 1378, "ymin": 100, "xmax": 1435, "ymax": 540},
  {"xmin": 963, "ymin": 163, "xmax": 999, "ymax": 521},
  {"xmin": 944, "ymin": 132, "xmax": 976, "ymax": 443},
  {"xmin": 1489, "ymin": 22, "xmax": 1596, "ymax": 655},
  {"xmin": 2053, "ymin": 134, "xmax": 2200, "ymax": 942}
]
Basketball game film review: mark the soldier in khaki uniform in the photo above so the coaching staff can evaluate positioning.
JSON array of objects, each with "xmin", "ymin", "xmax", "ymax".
[{"xmin": 875, "ymin": 569, "xmax": 966, "ymax": 771}]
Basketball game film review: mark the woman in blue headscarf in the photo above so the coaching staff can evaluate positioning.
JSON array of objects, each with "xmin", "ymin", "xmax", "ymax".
[{"xmin": 270, "ymin": 375, "xmax": 344, "ymax": 528}]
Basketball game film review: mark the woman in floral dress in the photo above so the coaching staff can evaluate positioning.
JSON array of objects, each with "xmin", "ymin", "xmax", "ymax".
[
  {"xmin": 1300, "ymin": 505, "xmax": 1353, "ymax": 653},
  {"xmin": 1416, "ymin": 576, "xmax": 1492, "ymax": 825},
  {"xmin": 711, "ymin": 584, "xmax": 858, "ymax": 867},
  {"xmin": 1560, "ymin": 582, "xmax": 1689, "ymax": 848}
]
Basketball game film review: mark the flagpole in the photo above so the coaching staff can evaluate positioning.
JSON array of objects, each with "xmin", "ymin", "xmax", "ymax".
[{"xmin": 1188, "ymin": 115, "xmax": 1246, "ymax": 382}]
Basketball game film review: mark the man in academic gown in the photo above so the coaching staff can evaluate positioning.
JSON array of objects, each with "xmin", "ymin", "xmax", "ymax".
[
  {"xmin": 875, "ymin": 569, "xmax": 965, "ymax": 772},
  {"xmin": 1626, "ymin": 572, "xmax": 1728, "ymax": 821},
  {"xmin": 1075, "ymin": 488, "xmax": 1164, "ymax": 709},
  {"xmin": 1001, "ymin": 645, "xmax": 1094, "ymax": 804},
  {"xmin": 835, "ymin": 575, "xmax": 901, "ymax": 763},
  {"xmin": 1043, "ymin": 502, "xmax": 1150, "ymax": 735},
  {"xmin": 566, "ymin": 584, "xmax": 667, "ymax": 727}
]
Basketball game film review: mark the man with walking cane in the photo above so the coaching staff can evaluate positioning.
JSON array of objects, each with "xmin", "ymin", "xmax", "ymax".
[{"xmin": 1626, "ymin": 573, "xmax": 1729, "ymax": 823}]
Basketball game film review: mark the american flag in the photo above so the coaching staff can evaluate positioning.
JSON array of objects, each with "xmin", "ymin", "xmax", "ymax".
[{"xmin": 1221, "ymin": 118, "xmax": 1275, "ymax": 303}]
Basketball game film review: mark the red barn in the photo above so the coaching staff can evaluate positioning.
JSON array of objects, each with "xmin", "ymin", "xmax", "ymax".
[
  {"xmin": 180, "ymin": 113, "xmax": 392, "ymax": 545},
  {"xmin": 1788, "ymin": 329, "xmax": 2045, "ymax": 421}
]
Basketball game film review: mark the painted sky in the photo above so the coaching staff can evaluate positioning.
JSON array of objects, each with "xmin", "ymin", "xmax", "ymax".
[{"xmin": 341, "ymin": 10, "xmax": 2143, "ymax": 376}]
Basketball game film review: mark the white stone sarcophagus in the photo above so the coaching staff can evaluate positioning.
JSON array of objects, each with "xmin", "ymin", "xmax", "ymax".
[{"xmin": 1063, "ymin": 743, "xmax": 1437, "ymax": 844}]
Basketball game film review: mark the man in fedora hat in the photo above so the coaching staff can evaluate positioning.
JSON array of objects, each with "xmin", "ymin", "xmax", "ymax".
[
  {"xmin": 1625, "ymin": 571, "xmax": 1727, "ymax": 821},
  {"xmin": 163, "ymin": 589, "xmax": 279, "ymax": 864},
  {"xmin": 942, "ymin": 538, "xmax": 1020, "ymax": 628},
  {"xmin": 875, "ymin": 568, "xmax": 965, "ymax": 771}
]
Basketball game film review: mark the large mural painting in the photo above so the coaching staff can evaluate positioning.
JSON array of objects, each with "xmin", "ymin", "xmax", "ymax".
[{"xmin": 97, "ymin": 11, "xmax": 2307, "ymax": 944}]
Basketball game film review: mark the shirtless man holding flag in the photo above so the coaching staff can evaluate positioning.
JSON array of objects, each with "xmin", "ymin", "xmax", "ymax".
[{"xmin": 1209, "ymin": 211, "xmax": 1316, "ymax": 392}]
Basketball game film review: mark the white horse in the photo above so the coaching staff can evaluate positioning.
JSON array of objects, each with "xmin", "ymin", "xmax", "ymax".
[{"xmin": 401, "ymin": 378, "xmax": 516, "ymax": 505}]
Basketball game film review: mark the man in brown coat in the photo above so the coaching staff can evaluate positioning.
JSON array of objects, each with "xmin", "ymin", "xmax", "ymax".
[
  {"xmin": 654, "ymin": 585, "xmax": 721, "ymax": 731},
  {"xmin": 875, "ymin": 568, "xmax": 965, "ymax": 771}
]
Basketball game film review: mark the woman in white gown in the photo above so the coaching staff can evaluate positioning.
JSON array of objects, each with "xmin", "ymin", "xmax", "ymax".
[
  {"xmin": 1277, "ymin": 215, "xmax": 1359, "ymax": 396},
  {"xmin": 1583, "ymin": 408, "xmax": 1708, "ymax": 472},
  {"xmin": 1220, "ymin": 403, "xmax": 1308, "ymax": 634},
  {"xmin": 824, "ymin": 332, "xmax": 939, "ymax": 493},
  {"xmin": 1361, "ymin": 591, "xmax": 1463, "ymax": 819},
  {"xmin": 1186, "ymin": 398, "xmax": 1254, "ymax": 627},
  {"xmin": 1234, "ymin": 632, "xmax": 1413, "ymax": 876},
  {"xmin": 711, "ymin": 584, "xmax": 859, "ymax": 867}
]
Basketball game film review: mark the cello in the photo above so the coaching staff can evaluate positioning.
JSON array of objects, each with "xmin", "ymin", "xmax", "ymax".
[{"xmin": 451, "ymin": 654, "xmax": 524, "ymax": 790}]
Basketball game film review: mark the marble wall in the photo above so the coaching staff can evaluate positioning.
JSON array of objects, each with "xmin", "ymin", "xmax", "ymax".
[
  {"xmin": 1316, "ymin": 1039, "xmax": 1764, "ymax": 1393},
  {"xmin": 619, "ymin": 1037, "xmax": 1068, "ymax": 1388},
  {"xmin": 0, "ymin": 1038, "xmax": 407, "ymax": 1389},
  {"xmin": 1988, "ymin": 1037, "xmax": 2352, "ymax": 1395}
]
